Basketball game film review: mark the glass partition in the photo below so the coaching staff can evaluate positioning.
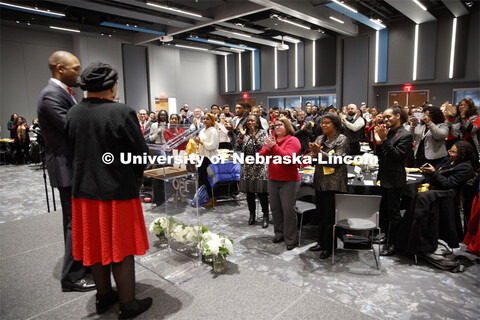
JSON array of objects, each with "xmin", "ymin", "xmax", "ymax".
[{"xmin": 139, "ymin": 123, "xmax": 209, "ymax": 285}]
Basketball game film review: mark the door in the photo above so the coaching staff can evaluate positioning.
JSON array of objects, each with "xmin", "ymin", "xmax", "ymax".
[
  {"xmin": 388, "ymin": 91, "xmax": 429, "ymax": 108},
  {"xmin": 388, "ymin": 92, "xmax": 407, "ymax": 107}
]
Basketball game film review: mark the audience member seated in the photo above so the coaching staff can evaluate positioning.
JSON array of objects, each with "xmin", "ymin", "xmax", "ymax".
[
  {"xmin": 421, "ymin": 141, "xmax": 476, "ymax": 230},
  {"xmin": 420, "ymin": 141, "xmax": 475, "ymax": 193}
]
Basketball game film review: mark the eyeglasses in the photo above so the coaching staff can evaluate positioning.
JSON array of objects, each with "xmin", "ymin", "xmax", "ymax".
[{"xmin": 274, "ymin": 123, "xmax": 284, "ymax": 128}]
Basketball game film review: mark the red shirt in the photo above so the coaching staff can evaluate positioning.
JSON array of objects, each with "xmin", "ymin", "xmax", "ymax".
[{"xmin": 259, "ymin": 135, "xmax": 301, "ymax": 181}]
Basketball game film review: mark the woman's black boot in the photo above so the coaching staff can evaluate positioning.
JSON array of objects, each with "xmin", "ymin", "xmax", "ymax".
[
  {"xmin": 262, "ymin": 213, "xmax": 269, "ymax": 228},
  {"xmin": 96, "ymin": 291, "xmax": 118, "ymax": 314},
  {"xmin": 118, "ymin": 297, "xmax": 152, "ymax": 319},
  {"xmin": 248, "ymin": 212, "xmax": 256, "ymax": 225}
]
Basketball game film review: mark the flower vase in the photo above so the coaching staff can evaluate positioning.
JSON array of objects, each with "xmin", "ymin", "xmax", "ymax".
[
  {"xmin": 213, "ymin": 254, "xmax": 226, "ymax": 273},
  {"xmin": 156, "ymin": 233, "xmax": 168, "ymax": 249},
  {"xmin": 189, "ymin": 242, "xmax": 200, "ymax": 257},
  {"xmin": 203, "ymin": 254, "xmax": 213, "ymax": 263}
]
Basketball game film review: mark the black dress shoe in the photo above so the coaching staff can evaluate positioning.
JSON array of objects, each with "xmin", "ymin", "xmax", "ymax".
[
  {"xmin": 286, "ymin": 244, "xmax": 297, "ymax": 251},
  {"xmin": 319, "ymin": 250, "xmax": 332, "ymax": 259},
  {"xmin": 272, "ymin": 237, "xmax": 284, "ymax": 243},
  {"xmin": 61, "ymin": 278, "xmax": 96, "ymax": 292},
  {"xmin": 309, "ymin": 243, "xmax": 323, "ymax": 252},
  {"xmin": 96, "ymin": 291, "xmax": 118, "ymax": 314}
]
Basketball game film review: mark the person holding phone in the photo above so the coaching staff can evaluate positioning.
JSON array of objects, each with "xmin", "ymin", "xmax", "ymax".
[{"xmin": 411, "ymin": 106, "xmax": 448, "ymax": 168}]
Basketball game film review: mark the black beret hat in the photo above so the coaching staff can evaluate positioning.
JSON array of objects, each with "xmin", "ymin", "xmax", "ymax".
[{"xmin": 79, "ymin": 61, "xmax": 118, "ymax": 92}]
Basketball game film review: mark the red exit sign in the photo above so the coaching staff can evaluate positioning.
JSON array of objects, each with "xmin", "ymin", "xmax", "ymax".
[{"xmin": 403, "ymin": 83, "xmax": 413, "ymax": 92}]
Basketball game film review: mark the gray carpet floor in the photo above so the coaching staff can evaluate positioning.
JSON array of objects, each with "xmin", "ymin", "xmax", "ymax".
[{"xmin": 1, "ymin": 164, "xmax": 479, "ymax": 319}]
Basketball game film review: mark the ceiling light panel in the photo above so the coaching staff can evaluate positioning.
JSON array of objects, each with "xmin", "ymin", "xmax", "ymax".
[
  {"xmin": 187, "ymin": 36, "xmax": 257, "ymax": 51},
  {"xmin": 211, "ymin": 28, "xmax": 281, "ymax": 48},
  {"xmin": 0, "ymin": 1, "xmax": 65, "ymax": 17},
  {"xmin": 332, "ymin": 0, "xmax": 358, "ymax": 13},
  {"xmin": 326, "ymin": 2, "xmax": 387, "ymax": 30},
  {"xmin": 146, "ymin": 1, "xmax": 202, "ymax": 18}
]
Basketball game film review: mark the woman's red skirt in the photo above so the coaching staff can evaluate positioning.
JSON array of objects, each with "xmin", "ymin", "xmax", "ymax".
[{"xmin": 72, "ymin": 197, "xmax": 150, "ymax": 266}]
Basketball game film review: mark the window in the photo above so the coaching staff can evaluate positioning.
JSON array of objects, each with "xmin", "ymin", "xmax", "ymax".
[
  {"xmin": 268, "ymin": 94, "xmax": 336, "ymax": 110},
  {"xmin": 453, "ymin": 88, "xmax": 480, "ymax": 107}
]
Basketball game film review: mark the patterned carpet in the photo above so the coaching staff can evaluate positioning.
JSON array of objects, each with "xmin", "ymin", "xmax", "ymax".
[{"xmin": 1, "ymin": 163, "xmax": 479, "ymax": 319}]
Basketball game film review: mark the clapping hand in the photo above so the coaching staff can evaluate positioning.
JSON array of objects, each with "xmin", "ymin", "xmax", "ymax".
[
  {"xmin": 238, "ymin": 124, "xmax": 246, "ymax": 137},
  {"xmin": 264, "ymin": 136, "xmax": 276, "ymax": 150},
  {"xmin": 374, "ymin": 125, "xmax": 387, "ymax": 144},
  {"xmin": 309, "ymin": 141, "xmax": 322, "ymax": 156}
]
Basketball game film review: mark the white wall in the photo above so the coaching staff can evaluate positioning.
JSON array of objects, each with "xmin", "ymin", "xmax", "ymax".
[{"xmin": 148, "ymin": 45, "xmax": 221, "ymax": 113}]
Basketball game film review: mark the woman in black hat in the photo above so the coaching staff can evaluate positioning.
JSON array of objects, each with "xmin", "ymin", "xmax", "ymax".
[{"xmin": 66, "ymin": 61, "xmax": 152, "ymax": 319}]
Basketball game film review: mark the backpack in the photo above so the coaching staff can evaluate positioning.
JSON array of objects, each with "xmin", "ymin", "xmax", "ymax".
[{"xmin": 191, "ymin": 185, "xmax": 210, "ymax": 207}]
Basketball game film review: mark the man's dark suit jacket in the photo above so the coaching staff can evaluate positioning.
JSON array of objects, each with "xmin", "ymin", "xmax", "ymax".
[
  {"xmin": 376, "ymin": 125, "xmax": 413, "ymax": 188},
  {"xmin": 37, "ymin": 79, "xmax": 75, "ymax": 188}
]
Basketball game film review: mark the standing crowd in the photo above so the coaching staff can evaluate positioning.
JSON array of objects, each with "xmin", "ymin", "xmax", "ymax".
[{"xmin": 7, "ymin": 49, "xmax": 477, "ymax": 319}]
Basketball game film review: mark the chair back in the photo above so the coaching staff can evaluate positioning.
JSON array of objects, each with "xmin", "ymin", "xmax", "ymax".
[{"xmin": 335, "ymin": 194, "xmax": 382, "ymax": 225}]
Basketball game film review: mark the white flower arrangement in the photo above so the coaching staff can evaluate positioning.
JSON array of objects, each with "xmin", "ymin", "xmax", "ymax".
[
  {"xmin": 149, "ymin": 217, "xmax": 168, "ymax": 236},
  {"xmin": 202, "ymin": 231, "xmax": 234, "ymax": 257},
  {"xmin": 149, "ymin": 216, "xmax": 233, "ymax": 259}
]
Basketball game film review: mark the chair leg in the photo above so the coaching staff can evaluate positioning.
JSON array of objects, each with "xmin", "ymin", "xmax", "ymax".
[
  {"xmin": 298, "ymin": 213, "xmax": 304, "ymax": 246},
  {"xmin": 372, "ymin": 229, "xmax": 379, "ymax": 269},
  {"xmin": 331, "ymin": 225, "xmax": 336, "ymax": 265}
]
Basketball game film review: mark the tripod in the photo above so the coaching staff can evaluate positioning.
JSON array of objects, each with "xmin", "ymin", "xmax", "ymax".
[{"xmin": 36, "ymin": 130, "xmax": 56, "ymax": 212}]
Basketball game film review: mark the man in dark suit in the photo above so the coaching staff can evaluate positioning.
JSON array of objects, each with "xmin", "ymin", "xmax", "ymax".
[
  {"xmin": 375, "ymin": 106, "xmax": 413, "ymax": 256},
  {"xmin": 37, "ymin": 51, "xmax": 95, "ymax": 292}
]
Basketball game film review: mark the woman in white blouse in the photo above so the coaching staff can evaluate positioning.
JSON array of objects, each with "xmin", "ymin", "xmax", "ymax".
[
  {"xmin": 217, "ymin": 113, "xmax": 231, "ymax": 149},
  {"xmin": 195, "ymin": 113, "xmax": 219, "ymax": 208},
  {"xmin": 149, "ymin": 110, "xmax": 168, "ymax": 145}
]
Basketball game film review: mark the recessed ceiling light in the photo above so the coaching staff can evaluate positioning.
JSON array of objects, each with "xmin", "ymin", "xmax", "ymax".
[
  {"xmin": 50, "ymin": 26, "xmax": 81, "ymax": 33},
  {"xmin": 413, "ymin": 0, "xmax": 427, "ymax": 11},
  {"xmin": 329, "ymin": 16, "xmax": 345, "ymax": 24},
  {"xmin": 176, "ymin": 44, "xmax": 209, "ymax": 51},
  {"xmin": 332, "ymin": 0, "xmax": 358, "ymax": 13},
  {"xmin": 0, "ymin": 2, "xmax": 65, "ymax": 17},
  {"xmin": 146, "ymin": 2, "xmax": 202, "ymax": 18}
]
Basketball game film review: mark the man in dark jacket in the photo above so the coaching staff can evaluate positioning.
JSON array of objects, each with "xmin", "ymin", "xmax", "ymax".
[
  {"xmin": 292, "ymin": 110, "xmax": 314, "ymax": 154},
  {"xmin": 37, "ymin": 51, "xmax": 94, "ymax": 292},
  {"xmin": 375, "ymin": 106, "xmax": 413, "ymax": 256}
]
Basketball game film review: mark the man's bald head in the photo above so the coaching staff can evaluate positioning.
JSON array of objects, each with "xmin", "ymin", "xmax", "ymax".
[{"xmin": 48, "ymin": 51, "xmax": 81, "ymax": 87}]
